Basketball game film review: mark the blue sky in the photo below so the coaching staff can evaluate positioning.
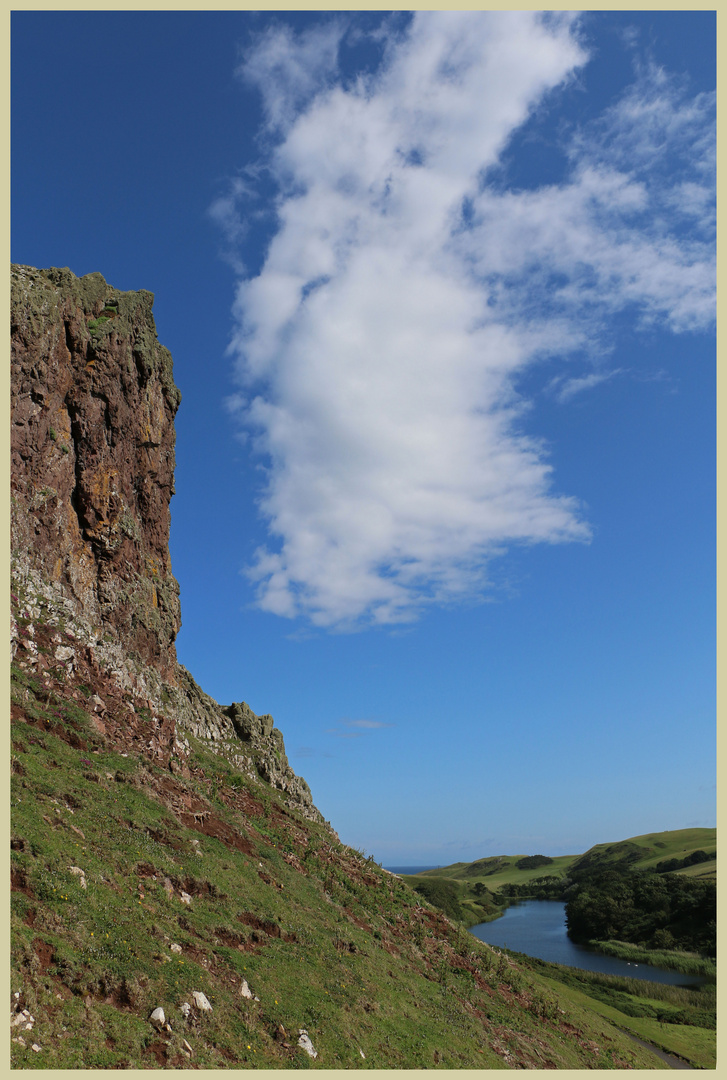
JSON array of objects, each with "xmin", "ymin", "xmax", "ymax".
[{"xmin": 12, "ymin": 11, "xmax": 715, "ymax": 864}]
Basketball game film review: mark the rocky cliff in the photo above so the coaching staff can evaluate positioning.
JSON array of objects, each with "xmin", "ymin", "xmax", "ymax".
[{"xmin": 11, "ymin": 264, "xmax": 321, "ymax": 823}]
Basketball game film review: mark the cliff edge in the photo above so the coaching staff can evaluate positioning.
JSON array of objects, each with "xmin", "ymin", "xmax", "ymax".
[{"xmin": 11, "ymin": 264, "xmax": 321, "ymax": 824}]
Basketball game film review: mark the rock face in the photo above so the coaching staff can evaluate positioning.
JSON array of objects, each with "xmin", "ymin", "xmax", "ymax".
[
  {"xmin": 11, "ymin": 264, "xmax": 323, "ymax": 824},
  {"xmin": 11, "ymin": 265, "xmax": 181, "ymax": 678}
]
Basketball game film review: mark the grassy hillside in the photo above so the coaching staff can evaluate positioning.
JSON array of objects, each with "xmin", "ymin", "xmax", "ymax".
[
  {"xmin": 11, "ymin": 660, "xmax": 671, "ymax": 1070},
  {"xmin": 413, "ymin": 828, "xmax": 716, "ymax": 894},
  {"xmin": 570, "ymin": 829, "xmax": 716, "ymax": 878}
]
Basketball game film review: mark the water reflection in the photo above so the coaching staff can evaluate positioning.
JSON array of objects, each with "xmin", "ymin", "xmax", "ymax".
[{"xmin": 469, "ymin": 900, "xmax": 705, "ymax": 987}]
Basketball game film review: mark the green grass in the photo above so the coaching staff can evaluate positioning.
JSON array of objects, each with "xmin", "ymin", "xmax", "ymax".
[
  {"xmin": 590, "ymin": 940, "xmax": 716, "ymax": 977},
  {"xmin": 11, "ymin": 661, "xmax": 670, "ymax": 1071},
  {"xmin": 537, "ymin": 973, "xmax": 716, "ymax": 1069},
  {"xmin": 496, "ymin": 950, "xmax": 716, "ymax": 1069}
]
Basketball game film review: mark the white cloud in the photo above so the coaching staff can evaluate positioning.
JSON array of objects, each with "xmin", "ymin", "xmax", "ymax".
[
  {"xmin": 342, "ymin": 719, "xmax": 392, "ymax": 730},
  {"xmin": 237, "ymin": 18, "xmax": 346, "ymax": 132},
  {"xmin": 326, "ymin": 717, "xmax": 393, "ymax": 739},
  {"xmin": 219, "ymin": 12, "xmax": 715, "ymax": 629},
  {"xmin": 548, "ymin": 369, "xmax": 624, "ymax": 403}
]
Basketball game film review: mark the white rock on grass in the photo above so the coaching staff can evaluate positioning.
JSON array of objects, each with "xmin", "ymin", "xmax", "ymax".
[
  {"xmin": 10, "ymin": 1010, "xmax": 34, "ymax": 1029},
  {"xmin": 149, "ymin": 1007, "xmax": 166, "ymax": 1030},
  {"xmin": 180, "ymin": 891, "xmax": 192, "ymax": 905},
  {"xmin": 180, "ymin": 1002, "xmax": 191, "ymax": 1018},
  {"xmin": 298, "ymin": 1030, "xmax": 318, "ymax": 1058},
  {"xmin": 68, "ymin": 866, "xmax": 87, "ymax": 889},
  {"xmin": 239, "ymin": 979, "xmax": 260, "ymax": 1001},
  {"xmin": 192, "ymin": 991, "xmax": 212, "ymax": 1012},
  {"xmin": 170, "ymin": 943, "xmax": 182, "ymax": 954}
]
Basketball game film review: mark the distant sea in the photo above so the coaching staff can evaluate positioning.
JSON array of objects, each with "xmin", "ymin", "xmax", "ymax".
[{"xmin": 384, "ymin": 865, "xmax": 440, "ymax": 875}]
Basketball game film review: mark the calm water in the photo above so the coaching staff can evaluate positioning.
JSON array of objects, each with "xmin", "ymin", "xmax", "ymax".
[{"xmin": 469, "ymin": 900, "xmax": 705, "ymax": 987}]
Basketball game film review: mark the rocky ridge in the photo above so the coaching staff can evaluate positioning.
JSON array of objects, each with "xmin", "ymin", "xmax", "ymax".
[{"xmin": 10, "ymin": 264, "xmax": 320, "ymax": 823}]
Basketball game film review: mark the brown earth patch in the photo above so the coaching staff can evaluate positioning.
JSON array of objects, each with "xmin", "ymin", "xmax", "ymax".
[
  {"xmin": 135, "ymin": 862, "xmax": 158, "ymax": 879},
  {"xmin": 33, "ymin": 938, "xmax": 54, "ymax": 970},
  {"xmin": 177, "ymin": 876, "xmax": 221, "ymax": 898},
  {"xmin": 257, "ymin": 869, "xmax": 284, "ymax": 890},
  {"xmin": 344, "ymin": 908, "xmax": 372, "ymax": 932},
  {"xmin": 236, "ymin": 912, "xmax": 297, "ymax": 942},
  {"xmin": 103, "ymin": 979, "xmax": 135, "ymax": 1010},
  {"xmin": 213, "ymin": 926, "xmax": 247, "ymax": 948},
  {"xmin": 51, "ymin": 979, "xmax": 73, "ymax": 1000},
  {"xmin": 11, "ymin": 866, "xmax": 34, "ymax": 898},
  {"xmin": 179, "ymin": 810, "xmax": 256, "ymax": 855},
  {"xmin": 146, "ymin": 1039, "xmax": 169, "ymax": 1066}
]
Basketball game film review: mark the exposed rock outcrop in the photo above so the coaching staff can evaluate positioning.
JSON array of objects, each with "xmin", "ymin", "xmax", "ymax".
[{"xmin": 11, "ymin": 264, "xmax": 322, "ymax": 824}]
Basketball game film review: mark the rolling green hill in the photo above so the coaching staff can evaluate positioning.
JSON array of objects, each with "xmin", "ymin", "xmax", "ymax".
[{"xmin": 411, "ymin": 828, "xmax": 716, "ymax": 894}]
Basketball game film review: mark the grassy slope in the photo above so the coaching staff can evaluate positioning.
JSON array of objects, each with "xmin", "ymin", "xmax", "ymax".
[
  {"xmin": 537, "ymin": 973, "xmax": 716, "ymax": 1070},
  {"xmin": 11, "ymin": 662, "xmax": 668, "ymax": 1071},
  {"xmin": 415, "ymin": 828, "xmax": 716, "ymax": 890}
]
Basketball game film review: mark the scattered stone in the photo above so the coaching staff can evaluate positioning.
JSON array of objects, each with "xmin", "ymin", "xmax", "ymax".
[
  {"xmin": 170, "ymin": 943, "xmax": 182, "ymax": 954},
  {"xmin": 11, "ymin": 1009, "xmax": 33, "ymax": 1029},
  {"xmin": 298, "ymin": 1030, "xmax": 318, "ymax": 1058},
  {"xmin": 149, "ymin": 1007, "xmax": 166, "ymax": 1030},
  {"xmin": 12, "ymin": 1037, "xmax": 26, "ymax": 1046},
  {"xmin": 240, "ymin": 979, "xmax": 253, "ymax": 999},
  {"xmin": 91, "ymin": 694, "xmax": 106, "ymax": 712},
  {"xmin": 359, "ymin": 1049, "xmax": 366, "ymax": 1059},
  {"xmin": 180, "ymin": 891, "xmax": 192, "ymax": 905},
  {"xmin": 54, "ymin": 645, "xmax": 75, "ymax": 662},
  {"xmin": 31, "ymin": 1044, "xmax": 42, "ymax": 1053},
  {"xmin": 192, "ymin": 991, "xmax": 212, "ymax": 1012},
  {"xmin": 179, "ymin": 1003, "xmax": 191, "ymax": 1019},
  {"xmin": 182, "ymin": 1039, "xmax": 193, "ymax": 1056},
  {"xmin": 69, "ymin": 824, "xmax": 85, "ymax": 839}
]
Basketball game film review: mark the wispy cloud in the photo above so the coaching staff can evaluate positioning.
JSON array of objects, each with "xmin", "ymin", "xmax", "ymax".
[
  {"xmin": 547, "ymin": 369, "xmax": 624, "ymax": 403},
  {"xmin": 218, "ymin": 12, "xmax": 715, "ymax": 630},
  {"xmin": 293, "ymin": 746, "xmax": 334, "ymax": 759},
  {"xmin": 236, "ymin": 18, "xmax": 347, "ymax": 133},
  {"xmin": 326, "ymin": 717, "xmax": 393, "ymax": 738},
  {"xmin": 344, "ymin": 719, "xmax": 392, "ymax": 729}
]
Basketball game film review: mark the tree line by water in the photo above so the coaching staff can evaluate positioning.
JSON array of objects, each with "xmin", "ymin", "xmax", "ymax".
[{"xmin": 497, "ymin": 865, "xmax": 715, "ymax": 958}]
